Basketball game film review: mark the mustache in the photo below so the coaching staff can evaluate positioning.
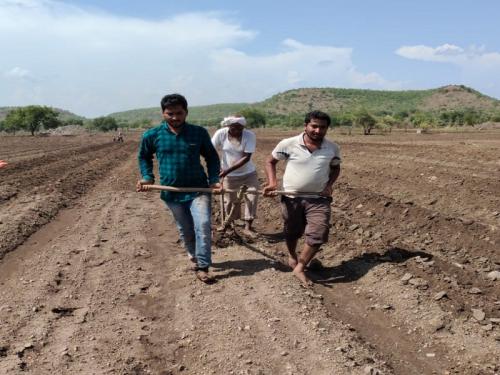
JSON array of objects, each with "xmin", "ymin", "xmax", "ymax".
[{"xmin": 168, "ymin": 121, "xmax": 184, "ymax": 127}]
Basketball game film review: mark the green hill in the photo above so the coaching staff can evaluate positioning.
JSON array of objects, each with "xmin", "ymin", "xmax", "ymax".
[
  {"xmin": 3, "ymin": 85, "xmax": 499, "ymax": 129},
  {"xmin": 257, "ymin": 85, "xmax": 499, "ymax": 115},
  {"xmin": 108, "ymin": 103, "xmax": 248, "ymax": 125},
  {"xmin": 107, "ymin": 85, "xmax": 500, "ymax": 127}
]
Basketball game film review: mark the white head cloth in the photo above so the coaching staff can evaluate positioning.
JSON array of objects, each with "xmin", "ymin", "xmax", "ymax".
[{"xmin": 220, "ymin": 116, "xmax": 246, "ymax": 127}]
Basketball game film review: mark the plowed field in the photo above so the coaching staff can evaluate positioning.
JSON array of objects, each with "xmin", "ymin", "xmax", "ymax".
[{"xmin": 0, "ymin": 130, "xmax": 499, "ymax": 375}]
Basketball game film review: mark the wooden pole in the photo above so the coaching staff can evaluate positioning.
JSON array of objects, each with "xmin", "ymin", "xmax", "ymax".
[
  {"xmin": 141, "ymin": 184, "xmax": 321, "ymax": 197},
  {"xmin": 220, "ymin": 178, "xmax": 226, "ymax": 224}
]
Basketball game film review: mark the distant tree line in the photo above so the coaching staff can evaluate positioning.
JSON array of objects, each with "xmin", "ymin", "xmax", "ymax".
[
  {"xmin": 263, "ymin": 107, "xmax": 500, "ymax": 134},
  {"xmin": 2, "ymin": 104, "xmax": 500, "ymax": 136},
  {"xmin": 0, "ymin": 106, "xmax": 149, "ymax": 134}
]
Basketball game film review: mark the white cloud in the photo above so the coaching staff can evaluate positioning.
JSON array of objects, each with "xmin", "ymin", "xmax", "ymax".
[
  {"xmin": 5, "ymin": 66, "xmax": 35, "ymax": 80},
  {"xmin": 207, "ymin": 40, "xmax": 400, "ymax": 102},
  {"xmin": 396, "ymin": 43, "xmax": 500, "ymax": 98},
  {"xmin": 396, "ymin": 43, "xmax": 500, "ymax": 70},
  {"xmin": 396, "ymin": 44, "xmax": 466, "ymax": 63},
  {"xmin": 396, "ymin": 43, "xmax": 487, "ymax": 64},
  {"xmin": 0, "ymin": 0, "xmax": 397, "ymax": 117}
]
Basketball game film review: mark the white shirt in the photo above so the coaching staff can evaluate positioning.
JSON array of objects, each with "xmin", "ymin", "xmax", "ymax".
[
  {"xmin": 271, "ymin": 133, "xmax": 341, "ymax": 196},
  {"xmin": 211, "ymin": 128, "xmax": 257, "ymax": 177}
]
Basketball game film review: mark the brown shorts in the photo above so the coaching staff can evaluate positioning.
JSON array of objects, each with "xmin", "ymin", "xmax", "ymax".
[{"xmin": 280, "ymin": 196, "xmax": 332, "ymax": 247}]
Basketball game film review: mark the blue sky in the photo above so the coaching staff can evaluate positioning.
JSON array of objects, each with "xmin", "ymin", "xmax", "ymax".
[{"xmin": 1, "ymin": 0, "xmax": 499, "ymax": 117}]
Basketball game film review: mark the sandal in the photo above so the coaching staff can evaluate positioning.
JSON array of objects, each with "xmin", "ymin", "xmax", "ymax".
[
  {"xmin": 242, "ymin": 229, "xmax": 258, "ymax": 239},
  {"xmin": 196, "ymin": 269, "xmax": 215, "ymax": 284}
]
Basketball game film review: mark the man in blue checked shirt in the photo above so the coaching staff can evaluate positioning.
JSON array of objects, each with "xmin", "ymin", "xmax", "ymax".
[{"xmin": 137, "ymin": 94, "xmax": 221, "ymax": 283}]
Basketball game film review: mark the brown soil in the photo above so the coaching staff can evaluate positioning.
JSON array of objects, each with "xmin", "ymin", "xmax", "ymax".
[{"xmin": 0, "ymin": 130, "xmax": 499, "ymax": 375}]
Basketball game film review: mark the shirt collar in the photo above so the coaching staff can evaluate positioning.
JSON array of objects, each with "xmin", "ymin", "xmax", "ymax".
[
  {"xmin": 163, "ymin": 121, "xmax": 187, "ymax": 135},
  {"xmin": 300, "ymin": 132, "xmax": 323, "ymax": 149}
]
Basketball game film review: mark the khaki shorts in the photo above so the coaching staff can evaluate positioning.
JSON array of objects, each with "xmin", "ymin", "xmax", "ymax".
[{"xmin": 280, "ymin": 196, "xmax": 332, "ymax": 247}]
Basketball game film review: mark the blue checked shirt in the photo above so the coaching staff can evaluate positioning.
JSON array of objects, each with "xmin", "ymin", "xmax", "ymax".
[{"xmin": 138, "ymin": 121, "xmax": 220, "ymax": 202}]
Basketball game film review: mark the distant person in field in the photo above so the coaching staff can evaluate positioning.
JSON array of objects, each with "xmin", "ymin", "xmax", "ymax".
[
  {"xmin": 211, "ymin": 115, "xmax": 259, "ymax": 236},
  {"xmin": 263, "ymin": 110, "xmax": 341, "ymax": 286},
  {"xmin": 0, "ymin": 160, "xmax": 7, "ymax": 169},
  {"xmin": 136, "ymin": 93, "xmax": 221, "ymax": 283},
  {"xmin": 114, "ymin": 129, "xmax": 124, "ymax": 142}
]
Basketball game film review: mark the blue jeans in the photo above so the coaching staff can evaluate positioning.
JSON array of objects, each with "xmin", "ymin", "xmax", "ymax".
[{"xmin": 165, "ymin": 193, "xmax": 212, "ymax": 269}]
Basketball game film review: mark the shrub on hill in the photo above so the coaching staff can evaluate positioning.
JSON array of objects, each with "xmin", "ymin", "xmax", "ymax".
[
  {"xmin": 239, "ymin": 108, "xmax": 266, "ymax": 128},
  {"xmin": 92, "ymin": 116, "xmax": 118, "ymax": 132}
]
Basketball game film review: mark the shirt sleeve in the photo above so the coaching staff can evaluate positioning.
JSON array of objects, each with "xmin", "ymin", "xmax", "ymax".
[
  {"xmin": 271, "ymin": 139, "xmax": 290, "ymax": 160},
  {"xmin": 330, "ymin": 143, "xmax": 342, "ymax": 166},
  {"xmin": 200, "ymin": 128, "xmax": 221, "ymax": 185},
  {"xmin": 211, "ymin": 129, "xmax": 222, "ymax": 149},
  {"xmin": 137, "ymin": 131, "xmax": 156, "ymax": 182},
  {"xmin": 243, "ymin": 130, "xmax": 256, "ymax": 153}
]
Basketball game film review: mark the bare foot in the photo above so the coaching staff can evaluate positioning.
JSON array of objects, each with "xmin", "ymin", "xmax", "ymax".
[
  {"xmin": 293, "ymin": 266, "xmax": 313, "ymax": 288},
  {"xmin": 288, "ymin": 256, "xmax": 298, "ymax": 269}
]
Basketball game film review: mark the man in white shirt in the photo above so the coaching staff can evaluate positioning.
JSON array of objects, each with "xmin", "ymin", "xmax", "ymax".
[
  {"xmin": 212, "ymin": 115, "xmax": 260, "ymax": 235},
  {"xmin": 263, "ymin": 111, "xmax": 341, "ymax": 286}
]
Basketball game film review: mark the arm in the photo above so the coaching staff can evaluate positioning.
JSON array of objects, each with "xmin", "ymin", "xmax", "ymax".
[
  {"xmin": 201, "ymin": 129, "xmax": 221, "ymax": 187},
  {"xmin": 136, "ymin": 133, "xmax": 155, "ymax": 191},
  {"xmin": 263, "ymin": 155, "xmax": 279, "ymax": 196},
  {"xmin": 320, "ymin": 164, "xmax": 341, "ymax": 197},
  {"xmin": 220, "ymin": 153, "xmax": 252, "ymax": 178}
]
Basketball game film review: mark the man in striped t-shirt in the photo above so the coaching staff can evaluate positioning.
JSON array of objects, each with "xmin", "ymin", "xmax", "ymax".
[{"xmin": 263, "ymin": 110, "xmax": 341, "ymax": 286}]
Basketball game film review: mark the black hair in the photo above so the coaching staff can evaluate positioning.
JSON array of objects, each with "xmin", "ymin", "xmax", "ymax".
[
  {"xmin": 161, "ymin": 94, "xmax": 188, "ymax": 111},
  {"xmin": 304, "ymin": 110, "xmax": 331, "ymax": 126}
]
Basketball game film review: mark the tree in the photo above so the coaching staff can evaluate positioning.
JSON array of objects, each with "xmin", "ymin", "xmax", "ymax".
[
  {"xmin": 490, "ymin": 111, "xmax": 500, "ymax": 122},
  {"xmin": 4, "ymin": 106, "xmax": 61, "ymax": 136},
  {"xmin": 282, "ymin": 113, "xmax": 303, "ymax": 128},
  {"xmin": 463, "ymin": 108, "xmax": 483, "ymax": 126},
  {"xmin": 410, "ymin": 111, "xmax": 434, "ymax": 128},
  {"xmin": 92, "ymin": 116, "xmax": 118, "ymax": 132},
  {"xmin": 130, "ymin": 119, "xmax": 152, "ymax": 128},
  {"xmin": 353, "ymin": 108, "xmax": 376, "ymax": 135},
  {"xmin": 239, "ymin": 108, "xmax": 267, "ymax": 128},
  {"xmin": 394, "ymin": 110, "xmax": 409, "ymax": 121},
  {"xmin": 62, "ymin": 118, "xmax": 84, "ymax": 126},
  {"xmin": 334, "ymin": 112, "xmax": 354, "ymax": 127},
  {"xmin": 379, "ymin": 115, "xmax": 397, "ymax": 132}
]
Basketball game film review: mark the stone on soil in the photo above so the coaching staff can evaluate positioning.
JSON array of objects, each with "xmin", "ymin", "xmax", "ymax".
[
  {"xmin": 401, "ymin": 273, "xmax": 413, "ymax": 283},
  {"xmin": 471, "ymin": 309, "xmax": 485, "ymax": 321},
  {"xmin": 433, "ymin": 291, "xmax": 447, "ymax": 301},
  {"xmin": 486, "ymin": 271, "xmax": 500, "ymax": 281},
  {"xmin": 408, "ymin": 277, "xmax": 428, "ymax": 288},
  {"xmin": 428, "ymin": 316, "xmax": 445, "ymax": 332}
]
